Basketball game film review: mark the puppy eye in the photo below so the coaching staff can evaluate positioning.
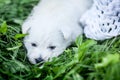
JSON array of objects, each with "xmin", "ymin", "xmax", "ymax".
[
  {"xmin": 48, "ymin": 46, "xmax": 56, "ymax": 50},
  {"xmin": 31, "ymin": 43, "xmax": 37, "ymax": 47}
]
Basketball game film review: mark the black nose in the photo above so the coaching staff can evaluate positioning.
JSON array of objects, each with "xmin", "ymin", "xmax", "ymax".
[{"xmin": 35, "ymin": 57, "xmax": 44, "ymax": 63}]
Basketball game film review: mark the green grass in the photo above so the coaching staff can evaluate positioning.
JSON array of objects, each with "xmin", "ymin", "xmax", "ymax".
[{"xmin": 0, "ymin": 0, "xmax": 120, "ymax": 80}]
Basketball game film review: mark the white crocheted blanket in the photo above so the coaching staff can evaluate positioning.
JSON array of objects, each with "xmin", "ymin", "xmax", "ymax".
[{"xmin": 80, "ymin": 0, "xmax": 120, "ymax": 40}]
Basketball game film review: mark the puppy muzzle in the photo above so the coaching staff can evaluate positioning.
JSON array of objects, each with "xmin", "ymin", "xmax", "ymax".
[{"xmin": 35, "ymin": 57, "xmax": 44, "ymax": 63}]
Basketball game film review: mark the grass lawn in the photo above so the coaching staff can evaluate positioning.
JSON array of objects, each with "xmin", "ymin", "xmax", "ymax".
[{"xmin": 0, "ymin": 0, "xmax": 120, "ymax": 80}]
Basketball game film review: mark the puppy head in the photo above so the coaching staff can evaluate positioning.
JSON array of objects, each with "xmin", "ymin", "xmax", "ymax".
[{"xmin": 23, "ymin": 28, "xmax": 72, "ymax": 64}]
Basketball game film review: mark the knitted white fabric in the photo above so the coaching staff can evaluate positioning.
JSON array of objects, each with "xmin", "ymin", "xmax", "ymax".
[{"xmin": 80, "ymin": 0, "xmax": 120, "ymax": 40}]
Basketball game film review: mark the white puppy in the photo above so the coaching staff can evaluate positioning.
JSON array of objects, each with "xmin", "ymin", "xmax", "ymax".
[{"xmin": 22, "ymin": 0, "xmax": 92, "ymax": 64}]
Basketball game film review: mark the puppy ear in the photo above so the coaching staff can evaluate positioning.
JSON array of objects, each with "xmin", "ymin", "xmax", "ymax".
[
  {"xmin": 60, "ymin": 28, "xmax": 72, "ymax": 40},
  {"xmin": 22, "ymin": 23, "xmax": 31, "ymax": 34}
]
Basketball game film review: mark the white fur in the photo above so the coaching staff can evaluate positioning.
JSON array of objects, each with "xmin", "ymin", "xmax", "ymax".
[{"xmin": 22, "ymin": 0, "xmax": 92, "ymax": 64}]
